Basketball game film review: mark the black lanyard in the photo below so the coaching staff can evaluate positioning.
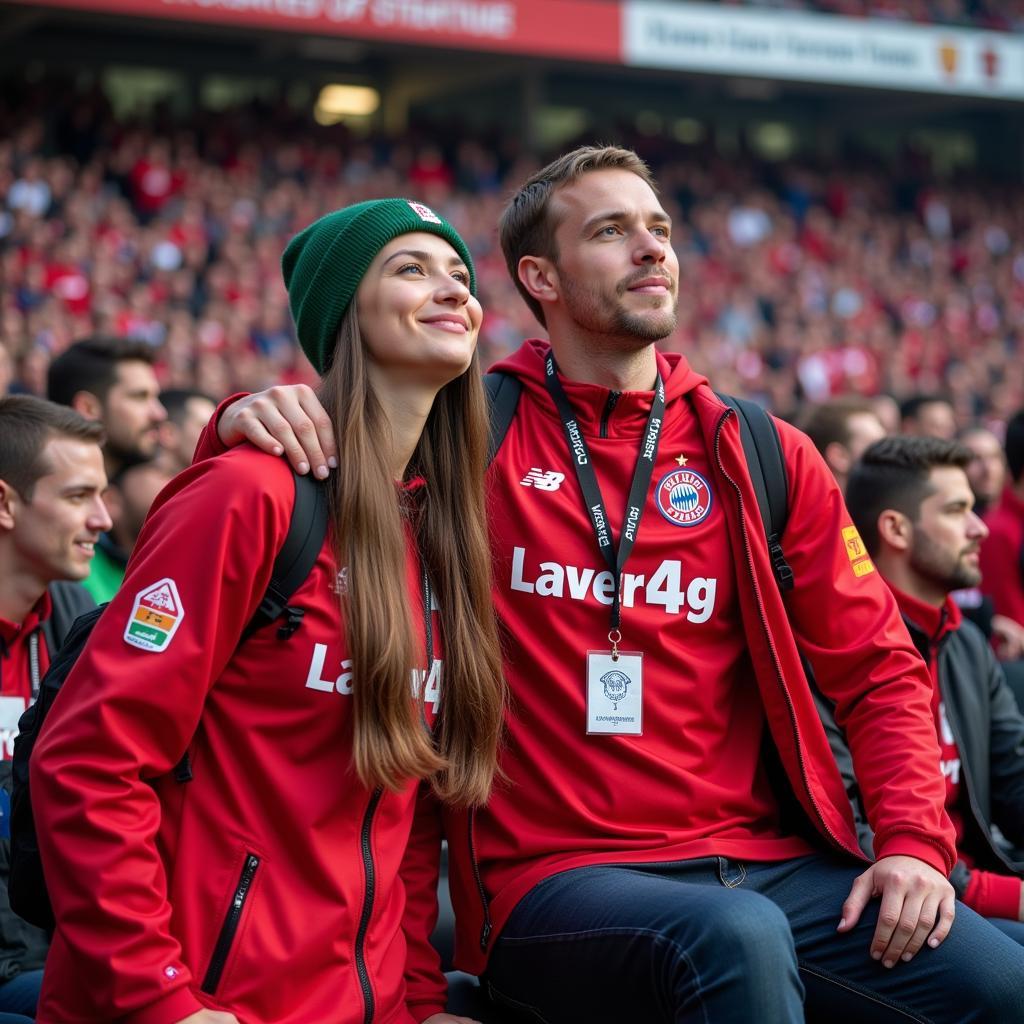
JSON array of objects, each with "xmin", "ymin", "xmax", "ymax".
[{"xmin": 544, "ymin": 353, "xmax": 665, "ymax": 647}]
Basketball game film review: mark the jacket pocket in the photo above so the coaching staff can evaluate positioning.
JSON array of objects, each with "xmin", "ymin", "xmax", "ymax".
[{"xmin": 201, "ymin": 851, "xmax": 260, "ymax": 995}]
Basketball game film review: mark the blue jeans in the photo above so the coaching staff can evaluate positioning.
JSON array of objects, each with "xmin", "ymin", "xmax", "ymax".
[
  {"xmin": 485, "ymin": 855, "xmax": 1024, "ymax": 1023},
  {"xmin": 0, "ymin": 968, "xmax": 41, "ymax": 1018}
]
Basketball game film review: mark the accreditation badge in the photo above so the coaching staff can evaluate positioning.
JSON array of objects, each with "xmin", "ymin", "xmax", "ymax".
[{"xmin": 586, "ymin": 651, "xmax": 643, "ymax": 736}]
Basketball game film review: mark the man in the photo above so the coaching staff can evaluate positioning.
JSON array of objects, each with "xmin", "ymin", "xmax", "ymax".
[
  {"xmin": 900, "ymin": 394, "xmax": 957, "ymax": 441},
  {"xmin": 46, "ymin": 336, "xmax": 166, "ymax": 480},
  {"xmin": 842, "ymin": 436, "xmax": 1024, "ymax": 943},
  {"xmin": 980, "ymin": 409, "xmax": 1024, "ymax": 628},
  {"xmin": 959, "ymin": 424, "xmax": 1007, "ymax": 519},
  {"xmin": 155, "ymin": 388, "xmax": 217, "ymax": 476},
  {"xmin": 949, "ymin": 424, "xmax": 1024, "ymax": 668},
  {"xmin": 0, "ymin": 395, "xmax": 108, "ymax": 1018},
  {"xmin": 212, "ymin": 147, "xmax": 1024, "ymax": 1021},
  {"xmin": 81, "ymin": 460, "xmax": 174, "ymax": 603},
  {"xmin": 802, "ymin": 395, "xmax": 886, "ymax": 493}
]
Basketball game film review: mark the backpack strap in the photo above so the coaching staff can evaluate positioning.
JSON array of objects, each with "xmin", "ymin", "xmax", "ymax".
[
  {"xmin": 242, "ymin": 469, "xmax": 329, "ymax": 643},
  {"xmin": 484, "ymin": 371, "xmax": 522, "ymax": 467},
  {"xmin": 715, "ymin": 392, "xmax": 794, "ymax": 592},
  {"xmin": 41, "ymin": 581, "xmax": 96, "ymax": 661},
  {"xmin": 175, "ymin": 469, "xmax": 328, "ymax": 784}
]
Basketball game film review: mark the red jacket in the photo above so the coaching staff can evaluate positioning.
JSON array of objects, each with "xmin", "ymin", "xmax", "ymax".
[
  {"xmin": 402, "ymin": 341, "xmax": 957, "ymax": 1016},
  {"xmin": 979, "ymin": 486, "xmax": 1024, "ymax": 626},
  {"xmin": 32, "ymin": 446, "xmax": 441, "ymax": 1024}
]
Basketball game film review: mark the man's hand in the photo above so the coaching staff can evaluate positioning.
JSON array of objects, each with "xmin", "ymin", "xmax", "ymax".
[
  {"xmin": 991, "ymin": 614, "xmax": 1024, "ymax": 661},
  {"xmin": 837, "ymin": 855, "xmax": 955, "ymax": 967},
  {"xmin": 175, "ymin": 1011, "xmax": 241, "ymax": 1024},
  {"xmin": 422, "ymin": 1015, "xmax": 481, "ymax": 1024},
  {"xmin": 217, "ymin": 386, "xmax": 337, "ymax": 479}
]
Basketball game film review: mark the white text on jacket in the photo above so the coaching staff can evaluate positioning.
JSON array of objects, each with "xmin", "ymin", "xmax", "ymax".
[
  {"xmin": 509, "ymin": 546, "xmax": 717, "ymax": 622},
  {"xmin": 304, "ymin": 644, "xmax": 442, "ymax": 710}
]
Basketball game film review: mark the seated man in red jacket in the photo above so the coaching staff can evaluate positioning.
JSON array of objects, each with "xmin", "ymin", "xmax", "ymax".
[{"xmin": 843, "ymin": 435, "xmax": 1024, "ymax": 942}]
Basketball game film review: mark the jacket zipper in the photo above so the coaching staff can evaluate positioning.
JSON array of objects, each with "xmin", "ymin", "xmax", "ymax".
[
  {"xmin": 713, "ymin": 409, "xmax": 855, "ymax": 857},
  {"xmin": 201, "ymin": 853, "xmax": 260, "ymax": 994},
  {"xmin": 468, "ymin": 808, "xmax": 492, "ymax": 951},
  {"xmin": 599, "ymin": 391, "xmax": 621, "ymax": 439},
  {"xmin": 355, "ymin": 787, "xmax": 383, "ymax": 1024}
]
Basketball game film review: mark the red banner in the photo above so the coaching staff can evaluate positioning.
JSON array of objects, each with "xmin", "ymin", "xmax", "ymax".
[{"xmin": 13, "ymin": 0, "xmax": 622, "ymax": 63}]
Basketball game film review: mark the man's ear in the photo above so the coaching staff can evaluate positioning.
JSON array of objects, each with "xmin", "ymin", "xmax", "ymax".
[
  {"xmin": 70, "ymin": 390, "xmax": 102, "ymax": 422},
  {"xmin": 877, "ymin": 508, "xmax": 911, "ymax": 552},
  {"xmin": 824, "ymin": 441, "xmax": 852, "ymax": 477},
  {"xmin": 517, "ymin": 255, "xmax": 559, "ymax": 307},
  {"xmin": 0, "ymin": 479, "xmax": 22, "ymax": 532}
]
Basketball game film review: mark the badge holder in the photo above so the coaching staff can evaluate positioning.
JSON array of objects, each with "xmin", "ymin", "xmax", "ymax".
[{"xmin": 587, "ymin": 630, "xmax": 643, "ymax": 736}]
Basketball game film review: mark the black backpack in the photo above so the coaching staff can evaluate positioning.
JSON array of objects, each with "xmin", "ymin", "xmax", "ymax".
[{"xmin": 9, "ymin": 469, "xmax": 329, "ymax": 930}]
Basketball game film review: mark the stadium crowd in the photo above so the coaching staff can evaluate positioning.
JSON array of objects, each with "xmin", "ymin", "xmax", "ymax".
[
  {"xmin": 4, "ymin": 78, "xmax": 1024, "ymax": 435},
  {"xmin": 714, "ymin": 0, "xmax": 1024, "ymax": 30},
  {"xmin": 4, "ymin": 72, "xmax": 1024, "ymax": 1020}
]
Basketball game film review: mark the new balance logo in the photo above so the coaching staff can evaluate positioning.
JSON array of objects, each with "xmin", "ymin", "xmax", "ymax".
[{"xmin": 520, "ymin": 469, "xmax": 566, "ymax": 491}]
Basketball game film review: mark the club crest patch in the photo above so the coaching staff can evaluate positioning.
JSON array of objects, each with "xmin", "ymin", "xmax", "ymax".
[
  {"xmin": 124, "ymin": 578, "xmax": 184, "ymax": 652},
  {"xmin": 842, "ymin": 525, "xmax": 875, "ymax": 578},
  {"xmin": 655, "ymin": 468, "xmax": 713, "ymax": 527},
  {"xmin": 407, "ymin": 201, "xmax": 441, "ymax": 224}
]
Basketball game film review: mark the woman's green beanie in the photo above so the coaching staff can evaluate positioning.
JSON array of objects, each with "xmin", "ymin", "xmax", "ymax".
[{"xmin": 281, "ymin": 198, "xmax": 477, "ymax": 374}]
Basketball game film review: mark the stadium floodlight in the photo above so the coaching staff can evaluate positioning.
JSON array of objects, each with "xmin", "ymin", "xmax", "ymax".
[{"xmin": 314, "ymin": 84, "xmax": 380, "ymax": 125}]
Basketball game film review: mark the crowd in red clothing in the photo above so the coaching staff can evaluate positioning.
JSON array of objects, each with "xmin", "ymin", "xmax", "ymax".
[
  {"xmin": 714, "ymin": 0, "xmax": 1024, "ymax": 29},
  {"xmin": 4, "ymin": 79, "xmax": 1024, "ymax": 434}
]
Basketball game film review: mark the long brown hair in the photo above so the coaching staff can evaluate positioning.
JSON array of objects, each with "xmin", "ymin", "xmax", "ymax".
[{"xmin": 319, "ymin": 302, "xmax": 505, "ymax": 806}]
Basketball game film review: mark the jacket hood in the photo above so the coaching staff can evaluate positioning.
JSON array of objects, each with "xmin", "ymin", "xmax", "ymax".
[{"xmin": 489, "ymin": 339, "xmax": 708, "ymax": 440}]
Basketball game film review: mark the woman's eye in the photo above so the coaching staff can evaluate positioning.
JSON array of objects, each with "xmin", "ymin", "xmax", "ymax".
[
  {"xmin": 452, "ymin": 270, "xmax": 468, "ymax": 283},
  {"xmin": 398, "ymin": 263, "xmax": 425, "ymax": 276}
]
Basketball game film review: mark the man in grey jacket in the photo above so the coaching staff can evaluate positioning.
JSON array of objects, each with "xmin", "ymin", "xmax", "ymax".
[{"xmin": 842, "ymin": 435, "xmax": 1024, "ymax": 943}]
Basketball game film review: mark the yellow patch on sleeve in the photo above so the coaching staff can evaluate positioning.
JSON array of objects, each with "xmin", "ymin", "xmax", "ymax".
[{"xmin": 841, "ymin": 525, "xmax": 875, "ymax": 578}]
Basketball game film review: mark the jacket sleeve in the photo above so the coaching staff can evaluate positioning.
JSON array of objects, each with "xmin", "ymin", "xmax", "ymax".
[
  {"xmin": 401, "ymin": 783, "xmax": 448, "ymax": 1022},
  {"xmin": 776, "ymin": 422, "xmax": 956, "ymax": 874},
  {"xmin": 984, "ymin": 647, "xmax": 1024, "ymax": 850},
  {"xmin": 31, "ymin": 450, "xmax": 290, "ymax": 1024}
]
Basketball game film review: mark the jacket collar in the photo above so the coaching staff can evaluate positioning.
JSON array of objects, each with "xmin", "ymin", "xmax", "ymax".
[
  {"xmin": 891, "ymin": 584, "xmax": 961, "ymax": 647},
  {"xmin": 488, "ymin": 340, "xmax": 708, "ymax": 439}
]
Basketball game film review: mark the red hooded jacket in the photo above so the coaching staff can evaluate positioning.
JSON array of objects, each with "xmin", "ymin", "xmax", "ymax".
[
  {"xmin": 401, "ymin": 341, "xmax": 957, "ymax": 1018},
  {"xmin": 32, "ymin": 446, "xmax": 441, "ymax": 1024}
]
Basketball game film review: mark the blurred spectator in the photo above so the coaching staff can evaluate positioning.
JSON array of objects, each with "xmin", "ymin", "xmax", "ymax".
[
  {"xmin": 46, "ymin": 337, "xmax": 166, "ymax": 480},
  {"xmin": 802, "ymin": 395, "xmax": 886, "ymax": 492},
  {"xmin": 959, "ymin": 424, "xmax": 1007, "ymax": 518},
  {"xmin": 900, "ymin": 394, "xmax": 957, "ymax": 440},
  {"xmin": 5, "ymin": 80, "xmax": 1024, "ymax": 428},
  {"xmin": 82, "ymin": 460, "xmax": 173, "ymax": 604},
  {"xmin": 155, "ymin": 387, "xmax": 216, "ymax": 475},
  {"xmin": 0, "ymin": 396, "xmax": 106, "ymax": 1018},
  {"xmin": 841, "ymin": 436, "xmax": 1024, "ymax": 943},
  {"xmin": 980, "ymin": 409, "xmax": 1024, "ymax": 629}
]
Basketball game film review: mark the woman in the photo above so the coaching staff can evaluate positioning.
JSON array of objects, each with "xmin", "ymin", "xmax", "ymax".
[{"xmin": 30, "ymin": 200, "xmax": 505, "ymax": 1024}]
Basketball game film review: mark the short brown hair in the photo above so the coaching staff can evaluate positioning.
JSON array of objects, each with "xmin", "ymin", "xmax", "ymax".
[
  {"xmin": 0, "ymin": 395, "xmax": 105, "ymax": 499},
  {"xmin": 47, "ymin": 336, "xmax": 156, "ymax": 408},
  {"xmin": 499, "ymin": 145, "xmax": 658, "ymax": 327},
  {"xmin": 802, "ymin": 396, "xmax": 880, "ymax": 457}
]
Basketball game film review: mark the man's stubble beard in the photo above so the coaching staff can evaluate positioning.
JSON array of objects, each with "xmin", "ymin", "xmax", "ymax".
[
  {"xmin": 909, "ymin": 529, "xmax": 982, "ymax": 594},
  {"xmin": 562, "ymin": 274, "xmax": 678, "ymax": 345}
]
